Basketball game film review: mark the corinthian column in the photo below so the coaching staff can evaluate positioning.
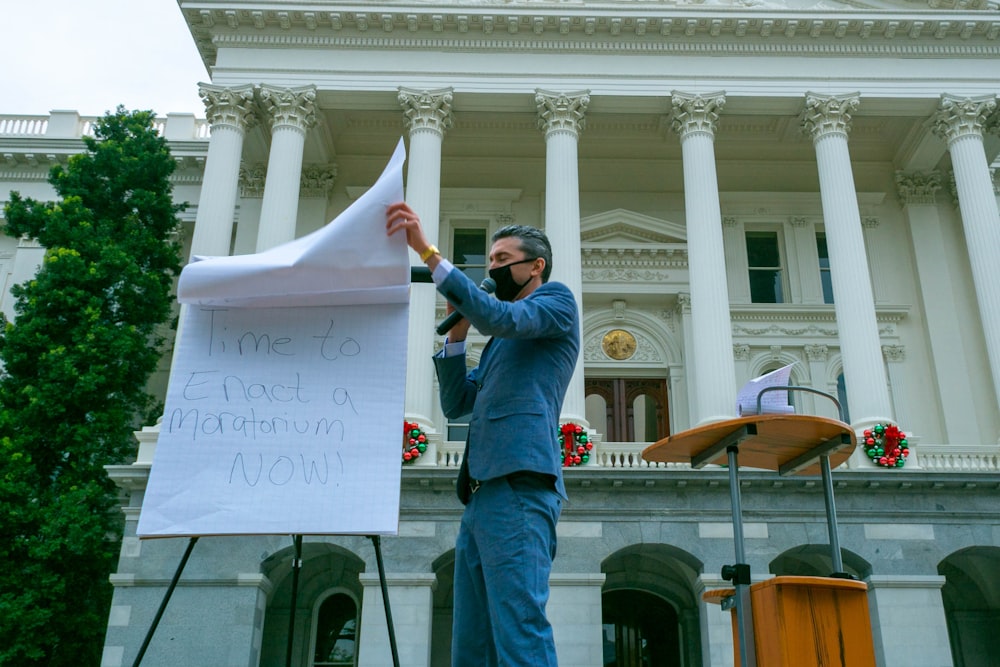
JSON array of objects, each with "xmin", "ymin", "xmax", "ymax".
[
  {"xmin": 536, "ymin": 89, "xmax": 590, "ymax": 426},
  {"xmin": 801, "ymin": 93, "xmax": 892, "ymax": 429},
  {"xmin": 256, "ymin": 85, "xmax": 317, "ymax": 251},
  {"xmin": 398, "ymin": 87, "xmax": 453, "ymax": 440},
  {"xmin": 669, "ymin": 91, "xmax": 736, "ymax": 425},
  {"xmin": 932, "ymin": 94, "xmax": 1000, "ymax": 417},
  {"xmin": 190, "ymin": 84, "xmax": 256, "ymax": 258}
]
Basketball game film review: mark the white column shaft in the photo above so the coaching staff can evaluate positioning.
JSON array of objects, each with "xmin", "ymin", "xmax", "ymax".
[
  {"xmin": 680, "ymin": 131, "xmax": 737, "ymax": 424},
  {"xmin": 949, "ymin": 134, "xmax": 1000, "ymax": 413},
  {"xmin": 405, "ymin": 128, "xmax": 445, "ymax": 429},
  {"xmin": 544, "ymin": 128, "xmax": 587, "ymax": 425},
  {"xmin": 190, "ymin": 124, "xmax": 245, "ymax": 258},
  {"xmin": 813, "ymin": 132, "xmax": 893, "ymax": 426},
  {"xmin": 256, "ymin": 125, "xmax": 307, "ymax": 251}
]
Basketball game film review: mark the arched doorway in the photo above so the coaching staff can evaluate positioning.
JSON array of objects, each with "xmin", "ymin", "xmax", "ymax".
[
  {"xmin": 586, "ymin": 378, "xmax": 669, "ymax": 442},
  {"xmin": 602, "ymin": 545, "xmax": 703, "ymax": 667},
  {"xmin": 602, "ymin": 589, "xmax": 679, "ymax": 667},
  {"xmin": 939, "ymin": 547, "xmax": 1000, "ymax": 667}
]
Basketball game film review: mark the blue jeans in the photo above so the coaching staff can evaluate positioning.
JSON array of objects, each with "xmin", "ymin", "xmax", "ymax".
[{"xmin": 451, "ymin": 473, "xmax": 562, "ymax": 667}]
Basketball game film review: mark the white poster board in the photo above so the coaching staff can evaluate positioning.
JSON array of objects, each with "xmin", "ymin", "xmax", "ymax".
[{"xmin": 137, "ymin": 139, "xmax": 409, "ymax": 537}]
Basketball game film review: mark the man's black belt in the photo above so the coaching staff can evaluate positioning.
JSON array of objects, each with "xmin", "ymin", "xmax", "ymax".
[{"xmin": 469, "ymin": 470, "xmax": 555, "ymax": 495}]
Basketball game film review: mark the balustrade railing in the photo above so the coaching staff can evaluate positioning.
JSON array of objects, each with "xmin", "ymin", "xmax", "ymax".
[{"xmin": 0, "ymin": 113, "xmax": 210, "ymax": 140}]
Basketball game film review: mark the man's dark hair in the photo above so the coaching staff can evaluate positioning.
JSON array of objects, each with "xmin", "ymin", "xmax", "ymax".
[{"xmin": 492, "ymin": 225, "xmax": 553, "ymax": 282}]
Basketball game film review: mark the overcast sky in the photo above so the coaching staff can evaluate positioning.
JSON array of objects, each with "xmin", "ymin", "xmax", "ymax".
[{"xmin": 2, "ymin": 0, "xmax": 208, "ymax": 118}]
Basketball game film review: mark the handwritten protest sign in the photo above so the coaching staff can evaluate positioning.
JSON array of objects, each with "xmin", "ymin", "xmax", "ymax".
[{"xmin": 137, "ymin": 139, "xmax": 409, "ymax": 537}]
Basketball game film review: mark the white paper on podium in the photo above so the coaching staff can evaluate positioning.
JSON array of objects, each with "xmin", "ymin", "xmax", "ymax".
[
  {"xmin": 137, "ymin": 139, "xmax": 410, "ymax": 537},
  {"xmin": 736, "ymin": 363, "xmax": 796, "ymax": 416}
]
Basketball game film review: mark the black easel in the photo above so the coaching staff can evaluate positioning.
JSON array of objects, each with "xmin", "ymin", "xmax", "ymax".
[{"xmin": 132, "ymin": 534, "xmax": 400, "ymax": 667}]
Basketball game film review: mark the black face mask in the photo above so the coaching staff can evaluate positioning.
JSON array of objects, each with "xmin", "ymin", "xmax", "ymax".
[{"xmin": 489, "ymin": 258, "xmax": 536, "ymax": 301}]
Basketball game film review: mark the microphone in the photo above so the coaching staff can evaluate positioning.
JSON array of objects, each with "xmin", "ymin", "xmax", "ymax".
[{"xmin": 436, "ymin": 277, "xmax": 496, "ymax": 335}]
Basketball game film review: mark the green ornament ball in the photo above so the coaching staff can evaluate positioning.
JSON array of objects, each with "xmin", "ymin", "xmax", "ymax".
[
  {"xmin": 899, "ymin": 438, "xmax": 908, "ymax": 446},
  {"xmin": 867, "ymin": 448, "xmax": 876, "ymax": 457},
  {"xmin": 581, "ymin": 454, "xmax": 589, "ymax": 463},
  {"xmin": 874, "ymin": 424, "xmax": 885, "ymax": 434},
  {"xmin": 410, "ymin": 429, "xmax": 421, "ymax": 438},
  {"xmin": 579, "ymin": 434, "xmax": 588, "ymax": 443},
  {"xmin": 417, "ymin": 444, "xmax": 426, "ymax": 452}
]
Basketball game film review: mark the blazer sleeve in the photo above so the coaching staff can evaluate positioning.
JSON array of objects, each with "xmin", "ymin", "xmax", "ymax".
[
  {"xmin": 432, "ymin": 351, "xmax": 480, "ymax": 419},
  {"xmin": 439, "ymin": 271, "xmax": 577, "ymax": 341}
]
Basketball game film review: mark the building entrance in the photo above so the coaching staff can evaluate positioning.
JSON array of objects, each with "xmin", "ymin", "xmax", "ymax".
[{"xmin": 585, "ymin": 378, "xmax": 669, "ymax": 442}]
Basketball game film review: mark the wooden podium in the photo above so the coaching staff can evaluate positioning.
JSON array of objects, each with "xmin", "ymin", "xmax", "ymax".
[{"xmin": 643, "ymin": 413, "xmax": 875, "ymax": 667}]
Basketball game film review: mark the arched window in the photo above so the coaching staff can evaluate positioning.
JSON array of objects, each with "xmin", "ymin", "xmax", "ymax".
[
  {"xmin": 312, "ymin": 593, "xmax": 357, "ymax": 667},
  {"xmin": 836, "ymin": 372, "xmax": 850, "ymax": 423}
]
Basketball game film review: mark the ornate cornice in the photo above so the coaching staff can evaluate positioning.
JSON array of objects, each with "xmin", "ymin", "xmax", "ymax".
[
  {"xmin": 398, "ymin": 87, "xmax": 454, "ymax": 135},
  {"xmin": 581, "ymin": 247, "xmax": 689, "ymax": 285},
  {"xmin": 257, "ymin": 84, "xmax": 318, "ymax": 132},
  {"xmin": 931, "ymin": 93, "xmax": 998, "ymax": 143},
  {"xmin": 535, "ymin": 90, "xmax": 590, "ymax": 137},
  {"xmin": 187, "ymin": 8, "xmax": 1000, "ymax": 64},
  {"xmin": 801, "ymin": 92, "xmax": 860, "ymax": 140},
  {"xmin": 199, "ymin": 83, "xmax": 257, "ymax": 130},
  {"xmin": 670, "ymin": 91, "xmax": 726, "ymax": 139},
  {"xmin": 894, "ymin": 170, "xmax": 942, "ymax": 205}
]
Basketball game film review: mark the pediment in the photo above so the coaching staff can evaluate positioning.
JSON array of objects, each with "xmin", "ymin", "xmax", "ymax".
[{"xmin": 581, "ymin": 209, "xmax": 686, "ymax": 245}]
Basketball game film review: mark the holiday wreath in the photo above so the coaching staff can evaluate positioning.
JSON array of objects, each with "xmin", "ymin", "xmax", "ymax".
[
  {"xmin": 403, "ymin": 421, "xmax": 427, "ymax": 464},
  {"xmin": 862, "ymin": 423, "xmax": 909, "ymax": 468},
  {"xmin": 559, "ymin": 422, "xmax": 592, "ymax": 467}
]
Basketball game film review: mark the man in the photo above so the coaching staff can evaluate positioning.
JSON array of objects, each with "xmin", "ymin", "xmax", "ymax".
[{"xmin": 386, "ymin": 201, "xmax": 580, "ymax": 667}]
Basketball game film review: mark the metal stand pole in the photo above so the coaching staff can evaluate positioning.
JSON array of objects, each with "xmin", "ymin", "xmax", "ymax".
[
  {"xmin": 723, "ymin": 447, "xmax": 757, "ymax": 667},
  {"xmin": 819, "ymin": 456, "xmax": 848, "ymax": 576},
  {"xmin": 285, "ymin": 535, "xmax": 304, "ymax": 667},
  {"xmin": 369, "ymin": 535, "xmax": 401, "ymax": 667},
  {"xmin": 132, "ymin": 537, "xmax": 199, "ymax": 667}
]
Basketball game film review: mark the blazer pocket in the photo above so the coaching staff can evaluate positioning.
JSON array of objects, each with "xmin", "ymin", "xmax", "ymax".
[{"xmin": 486, "ymin": 399, "xmax": 545, "ymax": 420}]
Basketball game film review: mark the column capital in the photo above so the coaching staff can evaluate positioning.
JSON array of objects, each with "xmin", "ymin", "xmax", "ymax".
[
  {"xmin": 300, "ymin": 163, "xmax": 338, "ymax": 197},
  {"xmin": 398, "ymin": 87, "xmax": 454, "ymax": 135},
  {"xmin": 932, "ymin": 94, "xmax": 997, "ymax": 144},
  {"xmin": 258, "ymin": 84, "xmax": 318, "ymax": 133},
  {"xmin": 733, "ymin": 344, "xmax": 751, "ymax": 361},
  {"xmin": 239, "ymin": 162, "xmax": 267, "ymax": 198},
  {"xmin": 535, "ymin": 89, "xmax": 590, "ymax": 137},
  {"xmin": 894, "ymin": 170, "xmax": 942, "ymax": 205},
  {"xmin": 882, "ymin": 344, "xmax": 906, "ymax": 362},
  {"xmin": 801, "ymin": 92, "xmax": 860, "ymax": 141},
  {"xmin": 198, "ymin": 83, "xmax": 257, "ymax": 130},
  {"xmin": 669, "ymin": 91, "xmax": 726, "ymax": 139},
  {"xmin": 804, "ymin": 343, "xmax": 829, "ymax": 362}
]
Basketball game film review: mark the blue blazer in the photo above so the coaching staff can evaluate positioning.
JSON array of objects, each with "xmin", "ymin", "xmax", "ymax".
[{"xmin": 432, "ymin": 268, "xmax": 580, "ymax": 499}]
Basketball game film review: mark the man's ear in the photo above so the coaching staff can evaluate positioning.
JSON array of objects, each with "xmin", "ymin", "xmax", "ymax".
[{"xmin": 532, "ymin": 257, "xmax": 546, "ymax": 278}]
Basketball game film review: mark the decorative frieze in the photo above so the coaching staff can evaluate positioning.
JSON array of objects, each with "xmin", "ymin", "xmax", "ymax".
[
  {"xmin": 801, "ymin": 93, "xmax": 860, "ymax": 141},
  {"xmin": 931, "ymin": 94, "xmax": 998, "ymax": 144},
  {"xmin": 535, "ymin": 90, "xmax": 590, "ymax": 137},
  {"xmin": 894, "ymin": 171, "xmax": 942, "ymax": 205},
  {"xmin": 398, "ymin": 87, "xmax": 454, "ymax": 135},
  {"xmin": 198, "ymin": 83, "xmax": 257, "ymax": 130},
  {"xmin": 257, "ymin": 84, "xmax": 318, "ymax": 133},
  {"xmin": 669, "ymin": 91, "xmax": 725, "ymax": 139}
]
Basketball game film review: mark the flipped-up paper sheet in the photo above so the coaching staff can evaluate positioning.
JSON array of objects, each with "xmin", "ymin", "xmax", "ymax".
[
  {"xmin": 736, "ymin": 363, "xmax": 796, "ymax": 416},
  {"xmin": 137, "ymin": 139, "xmax": 410, "ymax": 538}
]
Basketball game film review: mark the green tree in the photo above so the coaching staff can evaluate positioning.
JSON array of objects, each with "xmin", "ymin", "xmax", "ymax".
[{"xmin": 0, "ymin": 107, "xmax": 183, "ymax": 666}]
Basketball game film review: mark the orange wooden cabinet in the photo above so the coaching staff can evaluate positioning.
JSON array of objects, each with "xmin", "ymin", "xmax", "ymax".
[{"xmin": 706, "ymin": 576, "xmax": 877, "ymax": 667}]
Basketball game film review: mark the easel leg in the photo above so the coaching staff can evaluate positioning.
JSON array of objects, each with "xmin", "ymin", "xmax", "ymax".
[
  {"xmin": 132, "ymin": 536, "xmax": 199, "ymax": 667},
  {"xmin": 369, "ymin": 535, "xmax": 401, "ymax": 667},
  {"xmin": 285, "ymin": 535, "xmax": 304, "ymax": 667},
  {"xmin": 724, "ymin": 447, "xmax": 757, "ymax": 667}
]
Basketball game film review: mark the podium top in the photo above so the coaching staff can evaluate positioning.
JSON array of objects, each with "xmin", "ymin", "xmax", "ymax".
[{"xmin": 643, "ymin": 414, "xmax": 856, "ymax": 476}]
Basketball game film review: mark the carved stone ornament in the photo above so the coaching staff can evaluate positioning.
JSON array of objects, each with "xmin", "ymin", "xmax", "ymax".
[
  {"xmin": 239, "ymin": 162, "xmax": 267, "ymax": 198},
  {"xmin": 670, "ymin": 91, "xmax": 726, "ymax": 138},
  {"xmin": 199, "ymin": 83, "xmax": 257, "ymax": 130},
  {"xmin": 258, "ymin": 84, "xmax": 318, "ymax": 133},
  {"xmin": 801, "ymin": 92, "xmax": 860, "ymax": 141},
  {"xmin": 894, "ymin": 170, "xmax": 942, "ymax": 205},
  {"xmin": 602, "ymin": 329, "xmax": 638, "ymax": 360},
  {"xmin": 398, "ymin": 87, "xmax": 454, "ymax": 134},
  {"xmin": 932, "ymin": 94, "xmax": 998, "ymax": 144},
  {"xmin": 300, "ymin": 164, "xmax": 338, "ymax": 197},
  {"xmin": 536, "ymin": 89, "xmax": 590, "ymax": 137}
]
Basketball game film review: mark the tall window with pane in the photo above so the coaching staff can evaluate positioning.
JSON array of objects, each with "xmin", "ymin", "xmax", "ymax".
[
  {"xmin": 745, "ymin": 230, "xmax": 785, "ymax": 303},
  {"xmin": 446, "ymin": 224, "xmax": 489, "ymax": 441},
  {"xmin": 313, "ymin": 593, "xmax": 357, "ymax": 667},
  {"xmin": 817, "ymin": 233, "xmax": 834, "ymax": 304}
]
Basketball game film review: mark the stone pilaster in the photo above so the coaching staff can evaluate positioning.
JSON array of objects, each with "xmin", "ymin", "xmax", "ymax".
[
  {"xmin": 256, "ymin": 84, "xmax": 318, "ymax": 251},
  {"xmin": 801, "ymin": 93, "xmax": 893, "ymax": 430},
  {"xmin": 537, "ymin": 89, "xmax": 590, "ymax": 426},
  {"xmin": 670, "ymin": 91, "xmax": 736, "ymax": 425},
  {"xmin": 932, "ymin": 94, "xmax": 1000, "ymax": 417}
]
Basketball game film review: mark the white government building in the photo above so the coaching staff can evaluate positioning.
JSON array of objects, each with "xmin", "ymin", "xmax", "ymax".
[{"xmin": 2, "ymin": 0, "xmax": 1000, "ymax": 665}]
